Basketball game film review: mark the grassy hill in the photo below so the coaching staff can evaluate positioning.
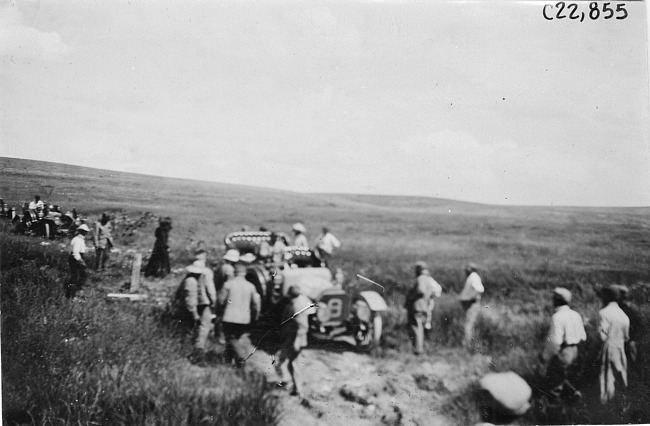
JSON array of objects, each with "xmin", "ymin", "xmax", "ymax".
[
  {"xmin": 2, "ymin": 156, "xmax": 648, "ymax": 300},
  {"xmin": 2, "ymin": 156, "xmax": 650, "ymax": 424}
]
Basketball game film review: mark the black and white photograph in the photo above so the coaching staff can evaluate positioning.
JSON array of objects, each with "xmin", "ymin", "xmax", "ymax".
[{"xmin": 1, "ymin": 0, "xmax": 649, "ymax": 424}]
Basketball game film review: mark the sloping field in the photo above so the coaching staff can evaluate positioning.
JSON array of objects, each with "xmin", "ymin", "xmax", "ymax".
[
  {"xmin": 2, "ymin": 156, "xmax": 650, "ymax": 425},
  {"xmin": 2, "ymin": 156, "xmax": 648, "ymax": 299}
]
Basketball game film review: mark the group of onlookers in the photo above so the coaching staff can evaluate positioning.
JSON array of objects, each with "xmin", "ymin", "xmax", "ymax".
[
  {"xmin": 406, "ymin": 260, "xmax": 645, "ymax": 417},
  {"xmin": 171, "ymin": 247, "xmax": 309, "ymax": 396},
  {"xmin": 543, "ymin": 284, "xmax": 643, "ymax": 406},
  {"xmin": 406, "ymin": 262, "xmax": 484, "ymax": 356},
  {"xmin": 1, "ymin": 195, "xmax": 81, "ymax": 239},
  {"xmin": 289, "ymin": 222, "xmax": 341, "ymax": 268}
]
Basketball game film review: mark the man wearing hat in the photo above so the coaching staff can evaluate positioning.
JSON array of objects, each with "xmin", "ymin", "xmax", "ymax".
[
  {"xmin": 405, "ymin": 261, "xmax": 442, "ymax": 355},
  {"xmin": 614, "ymin": 285, "xmax": 645, "ymax": 384},
  {"xmin": 598, "ymin": 285, "xmax": 630, "ymax": 404},
  {"xmin": 275, "ymin": 285, "xmax": 314, "ymax": 396},
  {"xmin": 291, "ymin": 223, "xmax": 308, "ymax": 249},
  {"xmin": 459, "ymin": 263, "xmax": 485, "ymax": 349},
  {"xmin": 541, "ymin": 287, "xmax": 587, "ymax": 400},
  {"xmin": 67, "ymin": 223, "xmax": 90, "ymax": 298},
  {"xmin": 174, "ymin": 250, "xmax": 216, "ymax": 364},
  {"xmin": 218, "ymin": 262, "xmax": 261, "ymax": 367},
  {"xmin": 212, "ymin": 249, "xmax": 239, "ymax": 345}
]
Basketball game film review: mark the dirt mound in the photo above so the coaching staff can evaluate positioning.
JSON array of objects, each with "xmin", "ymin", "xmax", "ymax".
[{"xmin": 267, "ymin": 348, "xmax": 491, "ymax": 426}]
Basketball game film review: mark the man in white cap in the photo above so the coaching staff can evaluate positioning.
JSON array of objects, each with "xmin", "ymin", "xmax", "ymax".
[
  {"xmin": 175, "ymin": 250, "xmax": 216, "ymax": 364},
  {"xmin": 218, "ymin": 262, "xmax": 261, "ymax": 367},
  {"xmin": 275, "ymin": 285, "xmax": 314, "ymax": 396},
  {"xmin": 67, "ymin": 223, "xmax": 90, "ymax": 299},
  {"xmin": 598, "ymin": 285, "xmax": 629, "ymax": 405},
  {"xmin": 541, "ymin": 287, "xmax": 586, "ymax": 401},
  {"xmin": 459, "ymin": 263, "xmax": 484, "ymax": 349},
  {"xmin": 291, "ymin": 223, "xmax": 308, "ymax": 248}
]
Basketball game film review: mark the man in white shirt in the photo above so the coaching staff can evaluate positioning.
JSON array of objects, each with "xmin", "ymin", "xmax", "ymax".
[
  {"xmin": 315, "ymin": 227, "xmax": 341, "ymax": 267},
  {"xmin": 291, "ymin": 223, "xmax": 309, "ymax": 248},
  {"xmin": 542, "ymin": 287, "xmax": 587, "ymax": 401},
  {"xmin": 28, "ymin": 195, "xmax": 44, "ymax": 212},
  {"xmin": 67, "ymin": 224, "xmax": 89, "ymax": 298},
  {"xmin": 459, "ymin": 263, "xmax": 485, "ymax": 349},
  {"xmin": 218, "ymin": 263, "xmax": 262, "ymax": 367}
]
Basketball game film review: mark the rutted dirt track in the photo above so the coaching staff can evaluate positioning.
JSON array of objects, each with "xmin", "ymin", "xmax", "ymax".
[
  {"xmin": 143, "ymin": 279, "xmax": 489, "ymax": 425},
  {"xmin": 247, "ymin": 346, "xmax": 490, "ymax": 426}
]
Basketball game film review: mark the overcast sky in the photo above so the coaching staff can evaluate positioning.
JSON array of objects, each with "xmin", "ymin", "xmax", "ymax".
[{"xmin": 1, "ymin": 0, "xmax": 648, "ymax": 206}]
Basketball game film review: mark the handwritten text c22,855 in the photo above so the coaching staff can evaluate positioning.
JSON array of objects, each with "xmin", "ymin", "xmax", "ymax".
[{"xmin": 543, "ymin": 2, "xmax": 628, "ymax": 21}]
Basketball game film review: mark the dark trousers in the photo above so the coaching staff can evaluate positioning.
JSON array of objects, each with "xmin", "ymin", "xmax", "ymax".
[
  {"xmin": 546, "ymin": 345, "xmax": 581, "ymax": 400},
  {"xmin": 222, "ymin": 322, "xmax": 252, "ymax": 366},
  {"xmin": 67, "ymin": 255, "xmax": 87, "ymax": 298},
  {"xmin": 95, "ymin": 247, "xmax": 110, "ymax": 270},
  {"xmin": 407, "ymin": 311, "xmax": 426, "ymax": 355}
]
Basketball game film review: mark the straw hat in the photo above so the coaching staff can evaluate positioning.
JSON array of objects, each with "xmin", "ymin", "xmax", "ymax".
[
  {"xmin": 292, "ymin": 223, "xmax": 306, "ymax": 233},
  {"xmin": 223, "ymin": 249, "xmax": 240, "ymax": 263}
]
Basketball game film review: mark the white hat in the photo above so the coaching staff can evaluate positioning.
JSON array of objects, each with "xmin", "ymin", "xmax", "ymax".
[
  {"xmin": 553, "ymin": 287, "xmax": 572, "ymax": 304},
  {"xmin": 239, "ymin": 253, "xmax": 256, "ymax": 263},
  {"xmin": 223, "ymin": 249, "xmax": 240, "ymax": 263},
  {"xmin": 77, "ymin": 224, "xmax": 90, "ymax": 232},
  {"xmin": 186, "ymin": 260, "xmax": 206, "ymax": 274},
  {"xmin": 292, "ymin": 223, "xmax": 306, "ymax": 233}
]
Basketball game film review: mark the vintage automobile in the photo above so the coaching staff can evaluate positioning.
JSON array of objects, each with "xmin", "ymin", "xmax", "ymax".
[{"xmin": 224, "ymin": 231, "xmax": 388, "ymax": 350}]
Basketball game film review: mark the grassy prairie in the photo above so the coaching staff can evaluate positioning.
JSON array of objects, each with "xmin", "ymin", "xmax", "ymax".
[
  {"xmin": 2, "ymin": 156, "xmax": 650, "ymax": 424},
  {"xmin": 1, "ymin": 225, "xmax": 279, "ymax": 425}
]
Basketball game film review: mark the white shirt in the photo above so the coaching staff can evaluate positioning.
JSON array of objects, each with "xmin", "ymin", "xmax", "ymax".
[
  {"xmin": 29, "ymin": 200, "xmax": 44, "ymax": 210},
  {"xmin": 459, "ymin": 271, "xmax": 484, "ymax": 301},
  {"xmin": 544, "ymin": 305, "xmax": 586, "ymax": 358},
  {"xmin": 317, "ymin": 232, "xmax": 341, "ymax": 254},
  {"xmin": 294, "ymin": 234, "xmax": 309, "ymax": 249},
  {"xmin": 70, "ymin": 234, "xmax": 87, "ymax": 261},
  {"xmin": 599, "ymin": 302, "xmax": 629, "ymax": 349}
]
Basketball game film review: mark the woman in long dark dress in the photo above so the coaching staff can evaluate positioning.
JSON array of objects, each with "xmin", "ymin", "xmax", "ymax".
[{"xmin": 145, "ymin": 217, "xmax": 172, "ymax": 278}]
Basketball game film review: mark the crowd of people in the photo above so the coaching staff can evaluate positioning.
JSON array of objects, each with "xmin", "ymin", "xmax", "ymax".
[
  {"xmin": 1, "ymin": 195, "xmax": 118, "ymax": 299},
  {"xmin": 539, "ymin": 283, "xmax": 643, "ymax": 411},
  {"xmin": 4, "ymin": 197, "xmax": 644, "ymax": 413},
  {"xmin": 1, "ymin": 195, "xmax": 83, "ymax": 239},
  {"xmin": 404, "ymin": 259, "xmax": 645, "ymax": 418},
  {"xmin": 170, "ymin": 245, "xmax": 315, "ymax": 396}
]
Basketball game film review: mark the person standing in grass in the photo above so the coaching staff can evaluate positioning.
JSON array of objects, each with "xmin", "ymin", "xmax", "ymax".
[
  {"xmin": 406, "ymin": 261, "xmax": 442, "ymax": 355},
  {"xmin": 614, "ymin": 285, "xmax": 646, "ymax": 385},
  {"xmin": 145, "ymin": 217, "xmax": 172, "ymax": 278},
  {"xmin": 67, "ymin": 224, "xmax": 90, "ymax": 299},
  {"xmin": 175, "ymin": 250, "xmax": 216, "ymax": 364},
  {"xmin": 275, "ymin": 285, "xmax": 313, "ymax": 396},
  {"xmin": 598, "ymin": 285, "xmax": 630, "ymax": 405},
  {"xmin": 93, "ymin": 212, "xmax": 113, "ymax": 271},
  {"xmin": 541, "ymin": 287, "xmax": 586, "ymax": 401},
  {"xmin": 459, "ymin": 263, "xmax": 484, "ymax": 349},
  {"xmin": 218, "ymin": 262, "xmax": 261, "ymax": 367},
  {"xmin": 213, "ymin": 249, "xmax": 239, "ymax": 345}
]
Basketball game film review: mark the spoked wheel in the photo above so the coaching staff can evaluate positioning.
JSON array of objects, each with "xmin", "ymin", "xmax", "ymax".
[{"xmin": 354, "ymin": 301, "xmax": 382, "ymax": 352}]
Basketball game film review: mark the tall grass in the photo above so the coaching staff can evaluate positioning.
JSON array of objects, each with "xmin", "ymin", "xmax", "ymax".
[{"xmin": 1, "ymin": 224, "xmax": 279, "ymax": 425}]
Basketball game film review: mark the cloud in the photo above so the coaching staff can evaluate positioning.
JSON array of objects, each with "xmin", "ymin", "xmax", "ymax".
[{"xmin": 0, "ymin": 4, "xmax": 72, "ymax": 61}]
